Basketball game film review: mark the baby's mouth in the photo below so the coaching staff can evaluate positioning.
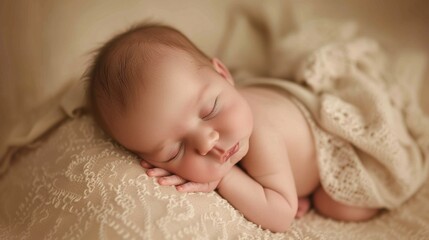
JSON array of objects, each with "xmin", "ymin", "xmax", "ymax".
[{"xmin": 221, "ymin": 143, "xmax": 239, "ymax": 163}]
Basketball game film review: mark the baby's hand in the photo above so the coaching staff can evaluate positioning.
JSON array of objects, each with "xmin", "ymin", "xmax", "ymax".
[{"xmin": 140, "ymin": 159, "xmax": 220, "ymax": 193}]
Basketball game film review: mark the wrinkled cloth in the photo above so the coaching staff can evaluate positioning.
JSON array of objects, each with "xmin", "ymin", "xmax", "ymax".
[{"xmin": 0, "ymin": 81, "xmax": 86, "ymax": 175}]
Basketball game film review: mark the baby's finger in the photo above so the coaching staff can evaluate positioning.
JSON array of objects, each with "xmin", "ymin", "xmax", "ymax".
[
  {"xmin": 158, "ymin": 175, "xmax": 187, "ymax": 186},
  {"xmin": 146, "ymin": 168, "xmax": 171, "ymax": 177},
  {"xmin": 140, "ymin": 159, "xmax": 153, "ymax": 169}
]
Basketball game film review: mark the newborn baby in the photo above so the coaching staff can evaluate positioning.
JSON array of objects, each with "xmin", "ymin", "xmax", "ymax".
[{"xmin": 86, "ymin": 23, "xmax": 379, "ymax": 232}]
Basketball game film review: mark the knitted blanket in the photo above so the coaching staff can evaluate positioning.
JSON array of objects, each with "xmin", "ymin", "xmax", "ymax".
[{"xmin": 235, "ymin": 23, "xmax": 429, "ymax": 209}]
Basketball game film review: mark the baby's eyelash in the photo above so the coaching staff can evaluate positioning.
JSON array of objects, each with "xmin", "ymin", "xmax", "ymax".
[
  {"xmin": 203, "ymin": 97, "xmax": 219, "ymax": 120},
  {"xmin": 167, "ymin": 143, "xmax": 183, "ymax": 162}
]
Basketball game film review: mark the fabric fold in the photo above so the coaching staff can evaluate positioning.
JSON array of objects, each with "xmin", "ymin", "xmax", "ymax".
[{"xmin": 0, "ymin": 81, "xmax": 86, "ymax": 175}]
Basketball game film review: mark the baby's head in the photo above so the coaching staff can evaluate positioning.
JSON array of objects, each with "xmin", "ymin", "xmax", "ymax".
[
  {"xmin": 86, "ymin": 23, "xmax": 211, "ymax": 130},
  {"xmin": 86, "ymin": 23, "xmax": 253, "ymax": 183}
]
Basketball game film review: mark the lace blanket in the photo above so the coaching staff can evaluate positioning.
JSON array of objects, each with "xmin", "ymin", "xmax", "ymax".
[
  {"xmin": 219, "ymin": 17, "xmax": 427, "ymax": 209},
  {"xmin": 2, "ymin": 115, "xmax": 429, "ymax": 239},
  {"xmin": 263, "ymin": 25, "xmax": 429, "ymax": 209}
]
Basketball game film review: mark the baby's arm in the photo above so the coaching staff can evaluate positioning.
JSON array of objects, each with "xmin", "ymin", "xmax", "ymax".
[
  {"xmin": 217, "ymin": 149, "xmax": 298, "ymax": 232},
  {"xmin": 143, "ymin": 159, "xmax": 302, "ymax": 224},
  {"xmin": 141, "ymin": 138, "xmax": 298, "ymax": 232},
  {"xmin": 144, "ymin": 161, "xmax": 297, "ymax": 232},
  {"xmin": 224, "ymin": 130, "xmax": 298, "ymax": 232}
]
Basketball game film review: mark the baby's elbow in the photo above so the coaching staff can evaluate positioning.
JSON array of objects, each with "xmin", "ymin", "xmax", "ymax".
[
  {"xmin": 266, "ymin": 217, "xmax": 294, "ymax": 233},
  {"xmin": 266, "ymin": 203, "xmax": 297, "ymax": 233},
  {"xmin": 268, "ymin": 222, "xmax": 292, "ymax": 233}
]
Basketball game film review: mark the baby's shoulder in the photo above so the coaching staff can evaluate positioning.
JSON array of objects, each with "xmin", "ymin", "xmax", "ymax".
[
  {"xmin": 239, "ymin": 85, "xmax": 314, "ymax": 168},
  {"xmin": 239, "ymin": 86, "xmax": 294, "ymax": 117},
  {"xmin": 240, "ymin": 86, "xmax": 298, "ymax": 134}
]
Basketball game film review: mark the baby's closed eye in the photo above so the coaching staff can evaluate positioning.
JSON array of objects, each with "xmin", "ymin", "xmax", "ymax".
[
  {"xmin": 165, "ymin": 142, "xmax": 184, "ymax": 162},
  {"xmin": 202, "ymin": 96, "xmax": 219, "ymax": 120}
]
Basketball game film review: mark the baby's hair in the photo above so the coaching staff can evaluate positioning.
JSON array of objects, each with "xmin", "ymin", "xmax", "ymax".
[{"xmin": 85, "ymin": 22, "xmax": 211, "ymax": 131}]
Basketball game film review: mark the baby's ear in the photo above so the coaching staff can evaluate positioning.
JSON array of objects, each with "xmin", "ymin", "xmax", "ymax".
[{"xmin": 212, "ymin": 58, "xmax": 234, "ymax": 85}]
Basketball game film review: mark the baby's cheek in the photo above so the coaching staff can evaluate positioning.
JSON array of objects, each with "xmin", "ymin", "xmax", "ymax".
[
  {"xmin": 228, "ymin": 100, "xmax": 253, "ymax": 134},
  {"xmin": 223, "ymin": 101, "xmax": 241, "ymax": 126}
]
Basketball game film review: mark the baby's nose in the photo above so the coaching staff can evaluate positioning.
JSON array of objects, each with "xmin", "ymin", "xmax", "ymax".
[{"xmin": 197, "ymin": 128, "xmax": 219, "ymax": 156}]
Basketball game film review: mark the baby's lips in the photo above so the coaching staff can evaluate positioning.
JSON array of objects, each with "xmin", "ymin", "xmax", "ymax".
[{"xmin": 221, "ymin": 143, "xmax": 239, "ymax": 162}]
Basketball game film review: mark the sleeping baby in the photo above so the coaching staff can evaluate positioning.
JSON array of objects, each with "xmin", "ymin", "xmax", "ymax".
[{"xmin": 86, "ymin": 23, "xmax": 383, "ymax": 232}]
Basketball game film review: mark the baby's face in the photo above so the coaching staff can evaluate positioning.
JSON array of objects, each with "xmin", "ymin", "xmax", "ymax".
[{"xmin": 106, "ymin": 48, "xmax": 253, "ymax": 183}]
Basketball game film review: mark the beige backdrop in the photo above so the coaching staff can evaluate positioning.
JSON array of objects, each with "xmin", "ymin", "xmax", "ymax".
[{"xmin": 1, "ymin": 0, "xmax": 428, "ymax": 147}]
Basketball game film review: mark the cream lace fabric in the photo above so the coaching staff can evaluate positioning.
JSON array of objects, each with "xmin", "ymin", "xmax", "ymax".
[
  {"xmin": 266, "ymin": 22, "xmax": 429, "ymax": 209},
  {"xmin": 239, "ymin": 34, "xmax": 429, "ymax": 209},
  {"xmin": 1, "ymin": 115, "xmax": 429, "ymax": 239},
  {"xmin": 0, "ymin": 116, "xmax": 256, "ymax": 239}
]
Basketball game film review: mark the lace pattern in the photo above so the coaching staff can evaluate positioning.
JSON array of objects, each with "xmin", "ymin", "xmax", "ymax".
[
  {"xmin": 268, "ymin": 22, "xmax": 429, "ymax": 208},
  {"xmin": 1, "ymin": 115, "xmax": 429, "ymax": 239}
]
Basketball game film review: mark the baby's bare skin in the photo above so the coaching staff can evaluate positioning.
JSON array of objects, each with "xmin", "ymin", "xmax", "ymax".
[
  {"xmin": 238, "ymin": 86, "xmax": 319, "ymax": 197},
  {"xmin": 143, "ymin": 85, "xmax": 320, "ymax": 220}
]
